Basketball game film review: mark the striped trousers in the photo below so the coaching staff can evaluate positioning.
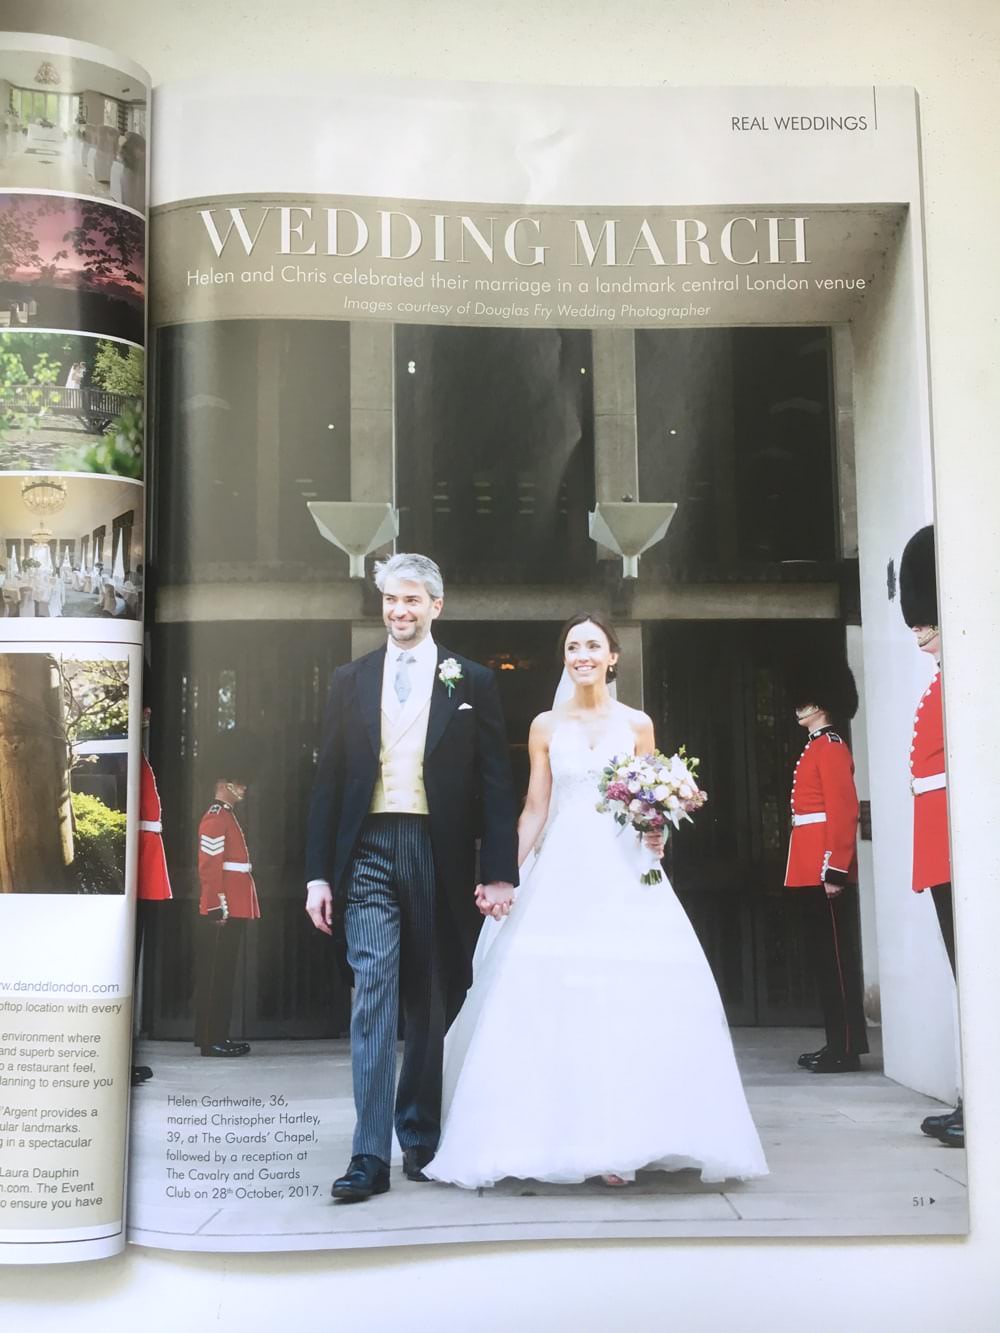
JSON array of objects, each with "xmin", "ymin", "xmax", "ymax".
[{"xmin": 345, "ymin": 814, "xmax": 445, "ymax": 1163}]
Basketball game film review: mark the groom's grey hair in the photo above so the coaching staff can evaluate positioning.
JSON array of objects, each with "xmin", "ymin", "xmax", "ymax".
[{"xmin": 373, "ymin": 552, "xmax": 444, "ymax": 600}]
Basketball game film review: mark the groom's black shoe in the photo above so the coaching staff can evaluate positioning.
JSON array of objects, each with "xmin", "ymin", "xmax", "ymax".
[
  {"xmin": 402, "ymin": 1146, "xmax": 435, "ymax": 1182},
  {"xmin": 331, "ymin": 1155, "xmax": 390, "ymax": 1203},
  {"xmin": 797, "ymin": 1046, "xmax": 828, "ymax": 1069}
]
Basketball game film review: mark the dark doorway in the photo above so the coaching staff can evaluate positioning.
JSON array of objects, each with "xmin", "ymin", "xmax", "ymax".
[
  {"xmin": 141, "ymin": 616, "xmax": 851, "ymax": 1038},
  {"xmin": 648, "ymin": 620, "xmax": 854, "ymax": 1026},
  {"xmin": 449, "ymin": 617, "xmax": 843, "ymax": 1028},
  {"xmin": 141, "ymin": 620, "xmax": 353, "ymax": 1040},
  {"xmin": 436, "ymin": 619, "xmax": 565, "ymax": 801}
]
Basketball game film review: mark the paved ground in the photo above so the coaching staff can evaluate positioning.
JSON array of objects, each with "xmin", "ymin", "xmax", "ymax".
[{"xmin": 127, "ymin": 1028, "xmax": 967, "ymax": 1251}]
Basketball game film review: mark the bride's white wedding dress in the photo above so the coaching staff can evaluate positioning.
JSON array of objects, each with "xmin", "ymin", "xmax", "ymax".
[{"xmin": 425, "ymin": 707, "xmax": 768, "ymax": 1188}]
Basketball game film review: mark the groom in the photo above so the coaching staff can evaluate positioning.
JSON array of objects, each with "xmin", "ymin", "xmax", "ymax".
[{"xmin": 305, "ymin": 552, "xmax": 519, "ymax": 1201}]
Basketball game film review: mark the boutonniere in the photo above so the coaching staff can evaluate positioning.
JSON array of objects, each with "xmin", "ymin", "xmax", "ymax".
[{"xmin": 438, "ymin": 658, "xmax": 463, "ymax": 696}]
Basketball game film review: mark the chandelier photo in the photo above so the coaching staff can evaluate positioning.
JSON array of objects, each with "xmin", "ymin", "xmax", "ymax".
[
  {"xmin": 28, "ymin": 521, "xmax": 57, "ymax": 570},
  {"xmin": 20, "ymin": 476, "xmax": 67, "ymax": 517},
  {"xmin": 33, "ymin": 60, "xmax": 62, "ymax": 87}
]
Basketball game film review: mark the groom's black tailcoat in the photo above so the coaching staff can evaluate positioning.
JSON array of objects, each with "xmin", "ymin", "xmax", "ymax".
[{"xmin": 305, "ymin": 644, "xmax": 520, "ymax": 994}]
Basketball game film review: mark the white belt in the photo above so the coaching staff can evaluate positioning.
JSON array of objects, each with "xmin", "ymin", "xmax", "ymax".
[
  {"xmin": 911, "ymin": 772, "xmax": 946, "ymax": 795},
  {"xmin": 222, "ymin": 861, "xmax": 252, "ymax": 873},
  {"xmin": 138, "ymin": 820, "xmax": 162, "ymax": 832},
  {"xmin": 792, "ymin": 812, "xmax": 827, "ymax": 827}
]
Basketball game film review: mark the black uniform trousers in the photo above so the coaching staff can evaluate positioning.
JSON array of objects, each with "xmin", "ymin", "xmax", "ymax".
[
  {"xmin": 134, "ymin": 899, "xmax": 155, "ymax": 985},
  {"xmin": 194, "ymin": 917, "xmax": 246, "ymax": 1049},
  {"xmin": 799, "ymin": 882, "xmax": 869, "ymax": 1057},
  {"xmin": 930, "ymin": 882, "xmax": 957, "ymax": 977}
]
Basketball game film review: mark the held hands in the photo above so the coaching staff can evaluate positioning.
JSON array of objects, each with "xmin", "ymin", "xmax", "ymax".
[
  {"xmin": 642, "ymin": 830, "xmax": 666, "ymax": 859},
  {"xmin": 305, "ymin": 882, "xmax": 334, "ymax": 935},
  {"xmin": 475, "ymin": 882, "xmax": 515, "ymax": 920}
]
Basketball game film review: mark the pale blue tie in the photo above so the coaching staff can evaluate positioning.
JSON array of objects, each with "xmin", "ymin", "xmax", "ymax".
[{"xmin": 394, "ymin": 653, "xmax": 415, "ymax": 706}]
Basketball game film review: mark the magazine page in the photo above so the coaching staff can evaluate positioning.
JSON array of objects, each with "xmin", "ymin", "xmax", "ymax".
[
  {"xmin": 129, "ymin": 75, "xmax": 966, "ymax": 1252},
  {"xmin": 0, "ymin": 32, "xmax": 148, "ymax": 1264}
]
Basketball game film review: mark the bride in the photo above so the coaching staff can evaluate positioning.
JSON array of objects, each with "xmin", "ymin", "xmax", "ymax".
[{"xmin": 424, "ymin": 613, "xmax": 768, "ymax": 1188}]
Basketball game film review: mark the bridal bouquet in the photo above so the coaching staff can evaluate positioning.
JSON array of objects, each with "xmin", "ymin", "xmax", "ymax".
[{"xmin": 597, "ymin": 748, "xmax": 707, "ymax": 884}]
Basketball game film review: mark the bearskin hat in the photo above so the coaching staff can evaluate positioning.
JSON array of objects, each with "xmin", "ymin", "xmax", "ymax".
[
  {"xmin": 202, "ymin": 730, "xmax": 261, "ymax": 786},
  {"xmin": 899, "ymin": 524, "xmax": 938, "ymax": 629},
  {"xmin": 787, "ymin": 655, "xmax": 859, "ymax": 724}
]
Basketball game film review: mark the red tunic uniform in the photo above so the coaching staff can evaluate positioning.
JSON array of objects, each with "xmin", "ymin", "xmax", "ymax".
[
  {"xmin": 910, "ymin": 670, "xmax": 950, "ymax": 892},
  {"xmin": 138, "ymin": 754, "xmax": 172, "ymax": 901},
  {"xmin": 785, "ymin": 728, "xmax": 859, "ymax": 888},
  {"xmin": 197, "ymin": 801, "xmax": 260, "ymax": 920}
]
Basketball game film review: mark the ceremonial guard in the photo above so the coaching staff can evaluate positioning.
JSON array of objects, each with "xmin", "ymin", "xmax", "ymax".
[
  {"xmin": 194, "ymin": 733, "xmax": 260, "ymax": 1058},
  {"xmin": 784, "ymin": 657, "xmax": 868, "ymax": 1073},
  {"xmin": 133, "ymin": 703, "xmax": 173, "ymax": 1085},
  {"xmin": 138, "ymin": 751, "xmax": 172, "ymax": 904},
  {"xmin": 900, "ymin": 524, "xmax": 962, "ymax": 1147}
]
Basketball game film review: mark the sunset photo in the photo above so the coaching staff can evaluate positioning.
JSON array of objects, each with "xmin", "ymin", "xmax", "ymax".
[{"xmin": 0, "ymin": 193, "xmax": 144, "ymax": 343}]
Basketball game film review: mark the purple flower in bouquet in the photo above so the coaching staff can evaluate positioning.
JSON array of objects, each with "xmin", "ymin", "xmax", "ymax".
[{"xmin": 597, "ymin": 747, "xmax": 707, "ymax": 884}]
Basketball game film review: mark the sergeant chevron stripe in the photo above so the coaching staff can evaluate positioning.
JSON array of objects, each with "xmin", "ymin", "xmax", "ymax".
[{"xmin": 200, "ymin": 835, "xmax": 226, "ymax": 855}]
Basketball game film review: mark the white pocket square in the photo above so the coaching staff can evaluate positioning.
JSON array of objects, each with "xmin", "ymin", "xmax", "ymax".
[{"xmin": 458, "ymin": 702, "xmax": 474, "ymax": 711}]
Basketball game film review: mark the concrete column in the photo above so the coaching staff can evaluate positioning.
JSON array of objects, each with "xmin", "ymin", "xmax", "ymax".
[
  {"xmin": 847, "ymin": 623, "xmax": 879, "ymax": 1018},
  {"xmin": 592, "ymin": 329, "xmax": 639, "ymax": 504},
  {"xmin": 709, "ymin": 332, "xmax": 739, "ymax": 564},
  {"xmin": 351, "ymin": 623, "xmax": 385, "ymax": 661},
  {"xmin": 255, "ymin": 323, "xmax": 282, "ymax": 563},
  {"xmin": 832, "ymin": 325, "xmax": 859, "ymax": 559},
  {"xmin": 614, "ymin": 622, "xmax": 644, "ymax": 710},
  {"xmin": 349, "ymin": 323, "xmax": 395, "ymax": 505},
  {"xmin": 591, "ymin": 330, "xmax": 638, "ymax": 569}
]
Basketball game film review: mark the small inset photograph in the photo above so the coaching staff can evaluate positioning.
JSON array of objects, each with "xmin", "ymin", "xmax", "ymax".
[
  {"xmin": 0, "ymin": 49, "xmax": 146, "ymax": 212},
  {"xmin": 0, "ymin": 473, "xmax": 143, "ymax": 621},
  {"xmin": 0, "ymin": 193, "xmax": 144, "ymax": 343},
  {"xmin": 0, "ymin": 648, "xmax": 130, "ymax": 894},
  {"xmin": 0, "ymin": 331, "xmax": 143, "ymax": 476}
]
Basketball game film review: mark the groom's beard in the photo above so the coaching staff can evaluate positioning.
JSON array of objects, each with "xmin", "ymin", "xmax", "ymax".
[
  {"xmin": 386, "ymin": 615, "xmax": 429, "ymax": 647},
  {"xmin": 387, "ymin": 620, "xmax": 428, "ymax": 647}
]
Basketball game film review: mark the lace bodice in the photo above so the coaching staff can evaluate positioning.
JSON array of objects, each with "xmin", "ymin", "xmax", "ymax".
[{"xmin": 548, "ymin": 710, "xmax": 637, "ymax": 813}]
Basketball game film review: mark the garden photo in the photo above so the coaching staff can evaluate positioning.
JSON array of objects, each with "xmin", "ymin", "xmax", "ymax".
[
  {"xmin": 0, "ymin": 330, "xmax": 143, "ymax": 476},
  {"xmin": 0, "ymin": 649, "xmax": 130, "ymax": 894}
]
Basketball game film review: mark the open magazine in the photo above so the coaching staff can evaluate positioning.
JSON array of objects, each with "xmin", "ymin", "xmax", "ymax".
[{"xmin": 0, "ymin": 31, "xmax": 967, "ymax": 1263}]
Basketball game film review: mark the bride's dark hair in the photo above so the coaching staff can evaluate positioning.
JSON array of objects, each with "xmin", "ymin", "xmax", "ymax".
[{"xmin": 558, "ymin": 612, "xmax": 621, "ymax": 683}]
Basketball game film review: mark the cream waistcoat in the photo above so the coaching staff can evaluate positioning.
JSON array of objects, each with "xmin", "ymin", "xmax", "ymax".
[{"xmin": 369, "ymin": 697, "xmax": 431, "ymax": 815}]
